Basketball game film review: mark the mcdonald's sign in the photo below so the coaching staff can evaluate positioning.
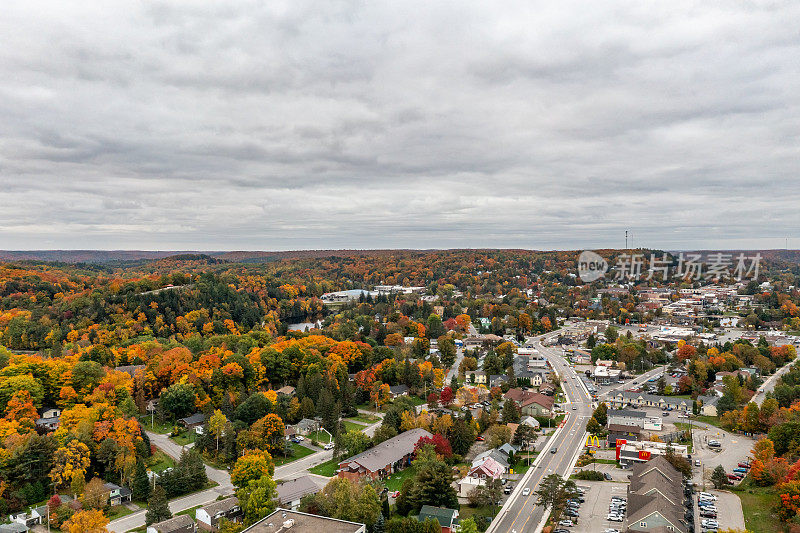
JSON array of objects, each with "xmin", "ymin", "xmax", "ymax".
[
  {"xmin": 638, "ymin": 450, "xmax": 651, "ymax": 460},
  {"xmin": 586, "ymin": 435, "xmax": 600, "ymax": 448}
]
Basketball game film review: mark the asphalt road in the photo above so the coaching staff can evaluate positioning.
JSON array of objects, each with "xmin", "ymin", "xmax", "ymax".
[{"xmin": 487, "ymin": 332, "xmax": 593, "ymax": 533}]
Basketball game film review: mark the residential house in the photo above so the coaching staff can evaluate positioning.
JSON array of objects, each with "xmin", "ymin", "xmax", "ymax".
[
  {"xmin": 338, "ymin": 428, "xmax": 432, "ymax": 480},
  {"xmin": 388, "ymin": 384, "xmax": 409, "ymax": 398},
  {"xmin": 178, "ymin": 413, "xmax": 206, "ymax": 430},
  {"xmin": 276, "ymin": 476, "xmax": 321, "ymax": 510},
  {"xmin": 104, "ymin": 482, "xmax": 132, "ymax": 506},
  {"xmin": 519, "ymin": 416, "xmax": 540, "ymax": 429},
  {"xmin": 468, "ymin": 371, "xmax": 487, "ymax": 385},
  {"xmin": 0, "ymin": 524, "xmax": 28, "ymax": 533},
  {"xmin": 471, "ymin": 449, "xmax": 510, "ymax": 472},
  {"xmin": 609, "ymin": 392, "xmax": 691, "ymax": 413},
  {"xmin": 35, "ymin": 406, "xmax": 61, "ymax": 431},
  {"xmin": 418, "ymin": 506, "xmax": 459, "ymax": 533},
  {"xmin": 519, "ymin": 393, "xmax": 554, "ymax": 418},
  {"xmin": 240, "ymin": 509, "xmax": 365, "ymax": 533},
  {"xmin": 295, "ymin": 418, "xmax": 321, "ymax": 436},
  {"xmin": 276, "ymin": 386, "xmax": 296, "ymax": 397},
  {"xmin": 698, "ymin": 395, "xmax": 720, "ymax": 417},
  {"xmin": 147, "ymin": 515, "xmax": 197, "ymax": 533},
  {"xmin": 196, "ymin": 496, "xmax": 241, "ymax": 530}
]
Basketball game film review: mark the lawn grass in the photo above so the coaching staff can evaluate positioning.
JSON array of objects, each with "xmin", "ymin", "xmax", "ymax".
[
  {"xmin": 403, "ymin": 395, "xmax": 427, "ymax": 406},
  {"xmin": 171, "ymin": 431, "xmax": 196, "ymax": 446},
  {"xmin": 309, "ymin": 457, "xmax": 341, "ymax": 477},
  {"xmin": 692, "ymin": 415, "xmax": 723, "ymax": 428},
  {"xmin": 383, "ymin": 466, "xmax": 416, "ymax": 492},
  {"xmin": 347, "ymin": 414, "xmax": 380, "ymax": 424},
  {"xmin": 342, "ymin": 420, "xmax": 367, "ymax": 433},
  {"xmin": 733, "ymin": 481, "xmax": 782, "ymax": 533},
  {"xmin": 106, "ymin": 505, "xmax": 134, "ymax": 521},
  {"xmin": 148, "ymin": 449, "xmax": 176, "ymax": 473},
  {"xmin": 273, "ymin": 443, "xmax": 316, "ymax": 467},
  {"xmin": 138, "ymin": 416, "xmax": 173, "ymax": 434},
  {"xmin": 175, "ymin": 504, "xmax": 202, "ymax": 518}
]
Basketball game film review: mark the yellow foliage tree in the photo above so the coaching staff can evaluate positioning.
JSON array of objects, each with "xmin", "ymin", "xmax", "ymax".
[{"xmin": 62, "ymin": 509, "xmax": 109, "ymax": 533}]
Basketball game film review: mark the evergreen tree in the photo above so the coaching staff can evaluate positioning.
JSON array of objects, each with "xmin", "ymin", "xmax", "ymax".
[
  {"xmin": 711, "ymin": 465, "xmax": 729, "ymax": 489},
  {"xmin": 145, "ymin": 485, "xmax": 171, "ymax": 525},
  {"xmin": 317, "ymin": 388, "xmax": 340, "ymax": 433},
  {"xmin": 131, "ymin": 460, "xmax": 151, "ymax": 502}
]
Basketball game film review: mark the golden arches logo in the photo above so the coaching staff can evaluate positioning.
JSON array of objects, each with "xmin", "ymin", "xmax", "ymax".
[{"xmin": 585, "ymin": 435, "xmax": 600, "ymax": 448}]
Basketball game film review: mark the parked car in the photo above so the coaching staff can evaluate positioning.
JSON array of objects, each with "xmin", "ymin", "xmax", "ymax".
[
  {"xmin": 558, "ymin": 520, "xmax": 574, "ymax": 527},
  {"xmin": 699, "ymin": 493, "xmax": 717, "ymax": 501},
  {"xmin": 607, "ymin": 514, "xmax": 623, "ymax": 522},
  {"xmin": 390, "ymin": 491, "xmax": 400, "ymax": 498},
  {"xmin": 738, "ymin": 462, "xmax": 751, "ymax": 469},
  {"xmin": 565, "ymin": 510, "xmax": 579, "ymax": 517},
  {"xmin": 695, "ymin": 459, "xmax": 702, "ymax": 466},
  {"xmin": 476, "ymin": 435, "xmax": 484, "ymax": 441},
  {"xmin": 323, "ymin": 442, "xmax": 334, "ymax": 450},
  {"xmin": 504, "ymin": 485, "xmax": 513, "ymax": 494},
  {"xmin": 727, "ymin": 474, "xmax": 742, "ymax": 481},
  {"xmin": 604, "ymin": 473, "xmax": 613, "ymax": 480},
  {"xmin": 733, "ymin": 467, "xmax": 748, "ymax": 474}
]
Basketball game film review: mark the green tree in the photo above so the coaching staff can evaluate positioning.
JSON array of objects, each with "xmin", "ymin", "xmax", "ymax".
[
  {"xmin": 592, "ymin": 402, "xmax": 608, "ymax": 426},
  {"xmin": 131, "ymin": 460, "xmax": 151, "ymax": 502},
  {"xmin": 502, "ymin": 399, "xmax": 520, "ymax": 423},
  {"xmin": 158, "ymin": 383, "xmax": 196, "ymax": 420},
  {"xmin": 145, "ymin": 485, "xmax": 171, "ymax": 525},
  {"xmin": 339, "ymin": 430, "xmax": 371, "ymax": 457},
  {"xmin": 711, "ymin": 465, "xmax": 729, "ymax": 489},
  {"xmin": 238, "ymin": 474, "xmax": 278, "ymax": 525},
  {"xmin": 208, "ymin": 409, "xmax": 228, "ymax": 453},
  {"xmin": 534, "ymin": 474, "xmax": 579, "ymax": 524},
  {"xmin": 459, "ymin": 517, "xmax": 478, "ymax": 533},
  {"xmin": 586, "ymin": 417, "xmax": 603, "ymax": 434},
  {"xmin": 449, "ymin": 418, "xmax": 476, "ymax": 456}
]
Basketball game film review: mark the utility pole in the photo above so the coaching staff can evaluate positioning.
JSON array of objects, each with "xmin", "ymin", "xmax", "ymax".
[{"xmin": 625, "ymin": 230, "xmax": 628, "ymax": 250}]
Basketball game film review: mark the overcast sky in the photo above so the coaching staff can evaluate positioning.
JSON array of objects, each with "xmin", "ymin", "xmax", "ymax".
[{"xmin": 1, "ymin": 1, "xmax": 799, "ymax": 251}]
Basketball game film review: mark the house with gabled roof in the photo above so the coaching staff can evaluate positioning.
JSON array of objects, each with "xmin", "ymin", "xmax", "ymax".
[
  {"xmin": 338, "ymin": 428, "xmax": 432, "ymax": 480},
  {"xmin": 418, "ymin": 505, "xmax": 459, "ymax": 533},
  {"xmin": 196, "ymin": 496, "xmax": 241, "ymax": 530}
]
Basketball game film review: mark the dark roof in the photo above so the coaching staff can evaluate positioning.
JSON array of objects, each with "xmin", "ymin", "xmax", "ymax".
[
  {"xmin": 418, "ymin": 505, "xmax": 458, "ymax": 527},
  {"xmin": 150, "ymin": 514, "xmax": 196, "ymax": 532},
  {"xmin": 178, "ymin": 413, "xmax": 205, "ymax": 425},
  {"xmin": 201, "ymin": 496, "xmax": 239, "ymax": 516},
  {"xmin": 607, "ymin": 409, "xmax": 646, "ymax": 418},
  {"xmin": 339, "ymin": 428, "xmax": 432, "ymax": 472},
  {"xmin": 276, "ymin": 476, "xmax": 320, "ymax": 505},
  {"xmin": 389, "ymin": 384, "xmax": 409, "ymax": 395},
  {"xmin": 607, "ymin": 423, "xmax": 641, "ymax": 433}
]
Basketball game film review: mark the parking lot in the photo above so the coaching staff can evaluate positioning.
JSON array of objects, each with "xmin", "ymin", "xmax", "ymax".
[
  {"xmin": 568, "ymin": 480, "xmax": 628, "ymax": 533},
  {"xmin": 691, "ymin": 426, "xmax": 754, "ymax": 486},
  {"xmin": 694, "ymin": 490, "xmax": 746, "ymax": 532}
]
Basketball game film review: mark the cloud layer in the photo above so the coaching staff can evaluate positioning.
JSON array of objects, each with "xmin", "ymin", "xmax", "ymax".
[{"xmin": 1, "ymin": 1, "xmax": 799, "ymax": 250}]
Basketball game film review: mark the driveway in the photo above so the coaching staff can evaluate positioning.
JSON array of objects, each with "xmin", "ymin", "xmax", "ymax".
[{"xmin": 690, "ymin": 426, "xmax": 754, "ymax": 488}]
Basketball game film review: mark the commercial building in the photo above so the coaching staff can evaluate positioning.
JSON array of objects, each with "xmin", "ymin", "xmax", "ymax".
[
  {"xmin": 616, "ymin": 440, "xmax": 689, "ymax": 466},
  {"xmin": 241, "ymin": 509, "xmax": 365, "ymax": 533}
]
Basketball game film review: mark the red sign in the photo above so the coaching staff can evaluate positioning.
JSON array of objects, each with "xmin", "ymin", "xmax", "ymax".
[
  {"xmin": 639, "ymin": 450, "xmax": 651, "ymax": 460},
  {"xmin": 616, "ymin": 439, "xmax": 626, "ymax": 461}
]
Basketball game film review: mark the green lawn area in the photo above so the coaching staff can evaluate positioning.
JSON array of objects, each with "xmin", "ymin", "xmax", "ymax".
[
  {"xmin": 307, "ymin": 430, "xmax": 334, "ymax": 444},
  {"xmin": 148, "ymin": 449, "xmax": 176, "ymax": 473},
  {"xmin": 734, "ymin": 482, "xmax": 782, "ymax": 533},
  {"xmin": 273, "ymin": 443, "xmax": 316, "ymax": 467},
  {"xmin": 403, "ymin": 395, "xmax": 427, "ymax": 406},
  {"xmin": 382, "ymin": 466, "xmax": 416, "ymax": 492},
  {"xmin": 171, "ymin": 430, "xmax": 197, "ymax": 446},
  {"xmin": 309, "ymin": 457, "xmax": 341, "ymax": 477},
  {"xmin": 138, "ymin": 416, "xmax": 172, "ymax": 434},
  {"xmin": 347, "ymin": 414, "xmax": 380, "ymax": 424},
  {"xmin": 692, "ymin": 415, "xmax": 723, "ymax": 428},
  {"xmin": 342, "ymin": 420, "xmax": 367, "ymax": 433},
  {"xmin": 175, "ymin": 504, "xmax": 202, "ymax": 518},
  {"xmin": 459, "ymin": 505, "xmax": 496, "ymax": 530},
  {"xmin": 106, "ymin": 505, "xmax": 134, "ymax": 521}
]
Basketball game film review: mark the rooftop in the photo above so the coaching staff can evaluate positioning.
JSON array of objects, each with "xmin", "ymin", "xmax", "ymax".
[
  {"xmin": 276, "ymin": 475, "xmax": 321, "ymax": 505},
  {"xmin": 242, "ymin": 509, "xmax": 364, "ymax": 533},
  {"xmin": 339, "ymin": 428, "xmax": 432, "ymax": 472}
]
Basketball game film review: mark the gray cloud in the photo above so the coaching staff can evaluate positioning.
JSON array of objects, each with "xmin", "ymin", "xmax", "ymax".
[{"xmin": 1, "ymin": 0, "xmax": 799, "ymax": 251}]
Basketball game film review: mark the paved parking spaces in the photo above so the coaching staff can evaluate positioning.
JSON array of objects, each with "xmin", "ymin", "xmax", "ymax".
[
  {"xmin": 691, "ymin": 426, "xmax": 754, "ymax": 486},
  {"xmin": 571, "ymin": 480, "xmax": 628, "ymax": 533},
  {"xmin": 695, "ymin": 490, "xmax": 745, "ymax": 532}
]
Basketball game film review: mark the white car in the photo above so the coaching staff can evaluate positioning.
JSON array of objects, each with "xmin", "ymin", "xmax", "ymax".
[
  {"xmin": 295, "ymin": 435, "xmax": 304, "ymax": 441},
  {"xmin": 323, "ymin": 442, "xmax": 334, "ymax": 450},
  {"xmin": 699, "ymin": 493, "xmax": 718, "ymax": 501},
  {"xmin": 702, "ymin": 519, "xmax": 719, "ymax": 528},
  {"xmin": 522, "ymin": 487, "xmax": 531, "ymax": 496},
  {"xmin": 558, "ymin": 520, "xmax": 574, "ymax": 527},
  {"xmin": 607, "ymin": 514, "xmax": 623, "ymax": 522}
]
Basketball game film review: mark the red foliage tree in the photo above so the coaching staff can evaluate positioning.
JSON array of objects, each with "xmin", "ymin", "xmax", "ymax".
[
  {"xmin": 415, "ymin": 434, "xmax": 453, "ymax": 458},
  {"xmin": 440, "ymin": 386, "xmax": 454, "ymax": 405}
]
